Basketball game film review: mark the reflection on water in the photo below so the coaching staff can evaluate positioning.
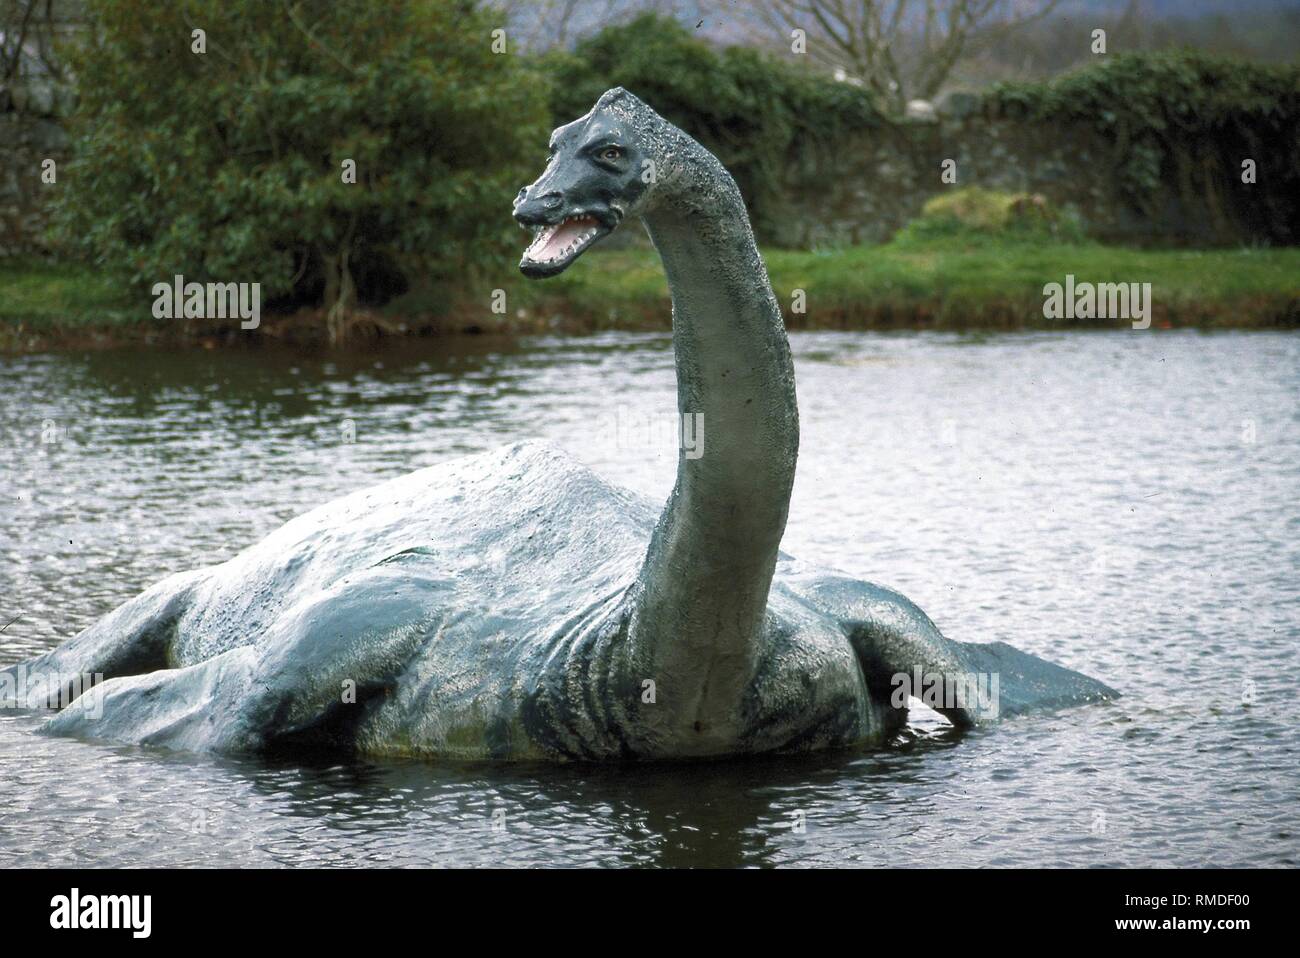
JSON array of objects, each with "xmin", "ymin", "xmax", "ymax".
[{"xmin": 1, "ymin": 330, "xmax": 1297, "ymax": 867}]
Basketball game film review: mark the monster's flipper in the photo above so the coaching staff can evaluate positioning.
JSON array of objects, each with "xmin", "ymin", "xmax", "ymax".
[
  {"xmin": 783, "ymin": 569, "xmax": 1117, "ymax": 728},
  {"xmin": 952, "ymin": 640, "xmax": 1118, "ymax": 723},
  {"xmin": 0, "ymin": 568, "xmax": 206, "ymax": 710}
]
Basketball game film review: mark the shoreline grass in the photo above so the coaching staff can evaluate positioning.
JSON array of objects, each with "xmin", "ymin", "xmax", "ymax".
[
  {"xmin": 524, "ymin": 237, "xmax": 1300, "ymax": 332},
  {"xmin": 3, "ymin": 237, "xmax": 1297, "ymax": 352}
]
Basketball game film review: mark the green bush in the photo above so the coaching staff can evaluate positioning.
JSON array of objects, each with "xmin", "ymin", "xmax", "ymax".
[
  {"xmin": 540, "ymin": 14, "xmax": 880, "ymax": 242},
  {"xmin": 896, "ymin": 187, "xmax": 1086, "ymax": 244},
  {"xmin": 988, "ymin": 51, "xmax": 1300, "ymax": 245},
  {"xmin": 50, "ymin": 0, "xmax": 548, "ymax": 340}
]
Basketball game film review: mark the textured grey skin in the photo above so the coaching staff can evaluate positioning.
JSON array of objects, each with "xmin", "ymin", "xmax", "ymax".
[{"xmin": 1, "ymin": 89, "xmax": 1116, "ymax": 759}]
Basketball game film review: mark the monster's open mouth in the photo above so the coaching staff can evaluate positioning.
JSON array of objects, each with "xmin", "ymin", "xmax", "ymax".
[{"xmin": 520, "ymin": 214, "xmax": 609, "ymax": 277}]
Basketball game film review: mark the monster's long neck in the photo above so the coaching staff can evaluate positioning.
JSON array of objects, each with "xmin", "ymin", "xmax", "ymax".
[{"xmin": 628, "ymin": 167, "xmax": 799, "ymax": 752}]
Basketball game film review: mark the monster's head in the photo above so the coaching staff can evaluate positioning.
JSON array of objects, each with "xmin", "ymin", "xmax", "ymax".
[{"xmin": 513, "ymin": 88, "xmax": 662, "ymax": 278}]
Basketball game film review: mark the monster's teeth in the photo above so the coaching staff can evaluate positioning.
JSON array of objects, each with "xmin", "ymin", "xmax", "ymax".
[
  {"xmin": 525, "ymin": 215, "xmax": 604, "ymax": 263},
  {"xmin": 526, "ymin": 224, "xmax": 558, "ymax": 257}
]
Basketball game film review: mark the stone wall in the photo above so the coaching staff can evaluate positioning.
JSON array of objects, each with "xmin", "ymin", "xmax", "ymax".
[
  {"xmin": 762, "ymin": 91, "xmax": 1275, "ymax": 249},
  {"xmin": 1, "ymin": 0, "xmax": 82, "ymax": 256}
]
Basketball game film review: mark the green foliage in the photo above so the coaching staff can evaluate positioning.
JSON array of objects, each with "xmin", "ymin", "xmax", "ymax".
[
  {"xmin": 987, "ymin": 51, "xmax": 1300, "ymax": 244},
  {"xmin": 49, "ymin": 0, "xmax": 548, "ymax": 337},
  {"xmin": 540, "ymin": 14, "xmax": 880, "ymax": 241},
  {"xmin": 895, "ymin": 187, "xmax": 1085, "ymax": 244}
]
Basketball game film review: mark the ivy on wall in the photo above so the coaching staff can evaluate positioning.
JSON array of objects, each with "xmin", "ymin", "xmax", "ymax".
[{"xmin": 987, "ymin": 51, "xmax": 1300, "ymax": 244}]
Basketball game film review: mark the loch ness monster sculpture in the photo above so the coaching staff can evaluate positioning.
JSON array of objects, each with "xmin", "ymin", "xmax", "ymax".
[{"xmin": 0, "ymin": 89, "xmax": 1116, "ymax": 759}]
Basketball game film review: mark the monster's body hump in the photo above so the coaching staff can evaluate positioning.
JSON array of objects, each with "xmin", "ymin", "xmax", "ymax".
[
  {"xmin": 177, "ymin": 442, "xmax": 668, "ymax": 758},
  {"xmin": 40, "ymin": 441, "xmax": 881, "ymax": 760}
]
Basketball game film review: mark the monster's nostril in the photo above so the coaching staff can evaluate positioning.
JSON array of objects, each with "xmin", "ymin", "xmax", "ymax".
[{"xmin": 516, "ymin": 188, "xmax": 527, "ymax": 200}]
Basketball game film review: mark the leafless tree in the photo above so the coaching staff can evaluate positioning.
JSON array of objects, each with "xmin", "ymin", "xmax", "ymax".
[
  {"xmin": 1, "ymin": 0, "xmax": 40, "ymax": 84},
  {"xmin": 744, "ymin": 0, "xmax": 1063, "ymax": 113},
  {"xmin": 1, "ymin": 0, "xmax": 77, "ymax": 87},
  {"xmin": 486, "ymin": 0, "xmax": 703, "ymax": 52}
]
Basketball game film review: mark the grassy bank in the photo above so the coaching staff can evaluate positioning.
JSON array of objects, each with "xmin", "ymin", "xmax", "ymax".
[
  {"xmin": 3, "ymin": 237, "xmax": 1298, "ymax": 351},
  {"xmin": 525, "ymin": 237, "xmax": 1300, "ymax": 332}
]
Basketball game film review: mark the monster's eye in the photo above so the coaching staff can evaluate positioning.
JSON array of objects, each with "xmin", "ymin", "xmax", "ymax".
[{"xmin": 598, "ymin": 146, "xmax": 623, "ymax": 163}]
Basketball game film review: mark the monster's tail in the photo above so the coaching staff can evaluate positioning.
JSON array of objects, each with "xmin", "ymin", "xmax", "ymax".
[{"xmin": 951, "ymin": 640, "xmax": 1119, "ymax": 725}]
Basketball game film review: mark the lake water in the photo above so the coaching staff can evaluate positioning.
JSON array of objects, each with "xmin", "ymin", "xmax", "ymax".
[{"xmin": 1, "ymin": 330, "xmax": 1296, "ymax": 867}]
